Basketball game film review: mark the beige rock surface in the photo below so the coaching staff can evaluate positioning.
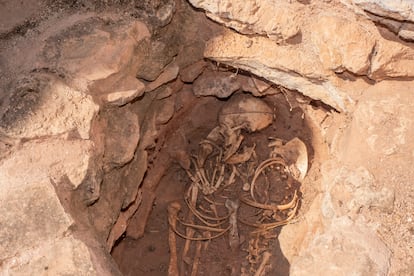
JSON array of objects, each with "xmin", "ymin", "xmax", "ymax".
[
  {"xmin": 0, "ymin": 74, "xmax": 98, "ymax": 140},
  {"xmin": 290, "ymin": 217, "xmax": 391, "ymax": 276},
  {"xmin": 188, "ymin": 0, "xmax": 302, "ymax": 42},
  {"xmin": 309, "ymin": 15, "xmax": 375, "ymax": 75},
  {"xmin": 340, "ymin": 81, "xmax": 414, "ymax": 162},
  {"xmin": 103, "ymin": 77, "xmax": 146, "ymax": 106},
  {"xmin": 205, "ymin": 30, "xmax": 351, "ymax": 110},
  {"xmin": 48, "ymin": 20, "xmax": 150, "ymax": 84},
  {"xmin": 0, "ymin": 139, "xmax": 94, "ymax": 189},
  {"xmin": 2, "ymin": 236, "xmax": 96, "ymax": 276},
  {"xmin": 197, "ymin": 0, "xmax": 414, "ymax": 110},
  {"xmin": 338, "ymin": 80, "xmax": 414, "ymax": 275},
  {"xmin": 0, "ymin": 177, "xmax": 73, "ymax": 260},
  {"xmin": 0, "ymin": 138, "xmax": 101, "ymax": 274},
  {"xmin": 280, "ymin": 161, "xmax": 393, "ymax": 275},
  {"xmin": 0, "ymin": 11, "xmax": 151, "ymax": 275},
  {"xmin": 282, "ymin": 80, "xmax": 414, "ymax": 275},
  {"xmin": 370, "ymin": 40, "xmax": 414, "ymax": 80},
  {"xmin": 352, "ymin": 0, "xmax": 414, "ymax": 22}
]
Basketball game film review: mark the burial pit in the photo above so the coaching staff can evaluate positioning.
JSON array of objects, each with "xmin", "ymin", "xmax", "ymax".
[{"xmin": 1, "ymin": 0, "xmax": 413, "ymax": 275}]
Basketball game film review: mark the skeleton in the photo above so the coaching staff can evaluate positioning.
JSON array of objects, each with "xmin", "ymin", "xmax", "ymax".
[
  {"xmin": 187, "ymin": 94, "xmax": 274, "ymax": 195},
  {"xmin": 169, "ymin": 94, "xmax": 307, "ymax": 275}
]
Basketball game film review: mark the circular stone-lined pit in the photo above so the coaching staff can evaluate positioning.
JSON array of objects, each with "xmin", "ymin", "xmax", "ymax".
[{"xmin": 0, "ymin": 1, "xmax": 328, "ymax": 275}]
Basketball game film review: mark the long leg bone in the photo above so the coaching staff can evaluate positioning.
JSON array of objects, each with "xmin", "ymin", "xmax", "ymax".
[
  {"xmin": 226, "ymin": 199, "xmax": 241, "ymax": 276},
  {"xmin": 167, "ymin": 202, "xmax": 181, "ymax": 276},
  {"xmin": 254, "ymin": 251, "xmax": 272, "ymax": 276},
  {"xmin": 181, "ymin": 185, "xmax": 199, "ymax": 272},
  {"xmin": 190, "ymin": 240, "xmax": 202, "ymax": 276}
]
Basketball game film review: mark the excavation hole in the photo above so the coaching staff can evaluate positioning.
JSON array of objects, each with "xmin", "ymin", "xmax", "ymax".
[{"xmin": 110, "ymin": 80, "xmax": 315, "ymax": 276}]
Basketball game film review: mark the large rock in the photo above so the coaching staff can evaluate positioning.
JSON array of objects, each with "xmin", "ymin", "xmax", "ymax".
[
  {"xmin": 0, "ymin": 139, "xmax": 94, "ymax": 189},
  {"xmin": 101, "ymin": 76, "xmax": 146, "ymax": 107},
  {"xmin": 2, "ymin": 236, "xmax": 96, "ymax": 275},
  {"xmin": 0, "ymin": 177, "xmax": 73, "ymax": 260},
  {"xmin": 188, "ymin": 0, "xmax": 303, "ymax": 42},
  {"xmin": 193, "ymin": 70, "xmax": 241, "ymax": 98},
  {"xmin": 329, "ymin": 167, "xmax": 394, "ymax": 215},
  {"xmin": 280, "ymin": 80, "xmax": 414, "ymax": 275},
  {"xmin": 0, "ymin": 73, "xmax": 98, "ymax": 140},
  {"xmin": 103, "ymin": 108, "xmax": 140, "ymax": 170},
  {"xmin": 0, "ymin": 138, "xmax": 103, "ymax": 274},
  {"xmin": 309, "ymin": 15, "xmax": 375, "ymax": 75},
  {"xmin": 43, "ymin": 19, "xmax": 150, "ymax": 84},
  {"xmin": 194, "ymin": 0, "xmax": 414, "ymax": 109},
  {"xmin": 284, "ymin": 159, "xmax": 393, "ymax": 275},
  {"xmin": 370, "ymin": 40, "xmax": 414, "ymax": 79},
  {"xmin": 351, "ymin": 1, "xmax": 414, "ymax": 41},
  {"xmin": 353, "ymin": 0, "xmax": 414, "ymax": 22},
  {"xmin": 204, "ymin": 30, "xmax": 350, "ymax": 110},
  {"xmin": 290, "ymin": 217, "xmax": 391, "ymax": 276},
  {"xmin": 340, "ymin": 80, "xmax": 414, "ymax": 162}
]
